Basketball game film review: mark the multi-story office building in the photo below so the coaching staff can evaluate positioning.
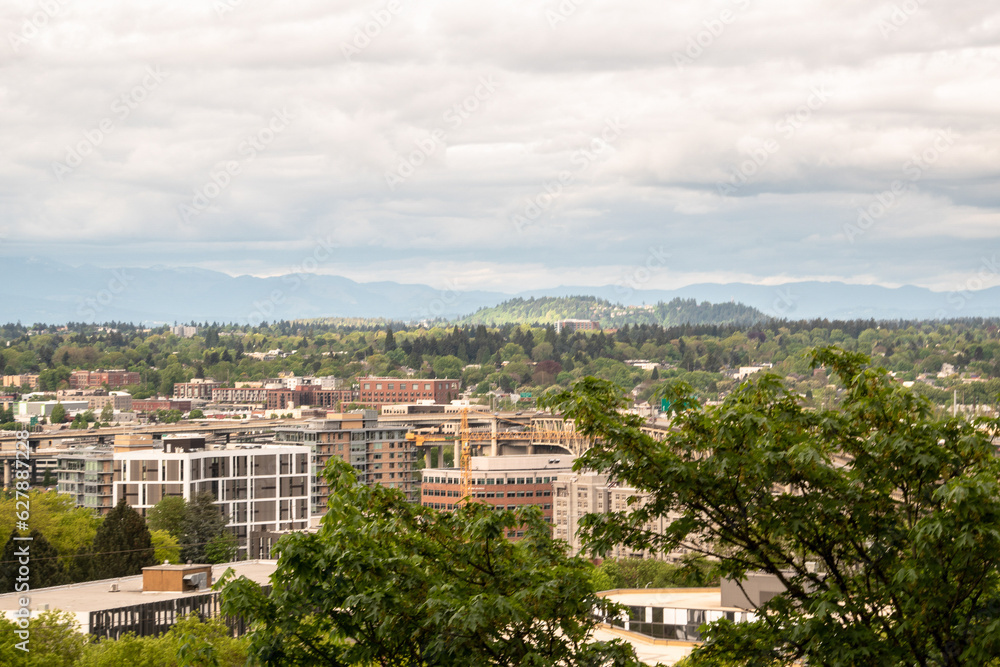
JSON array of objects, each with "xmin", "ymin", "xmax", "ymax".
[
  {"xmin": 2, "ymin": 374, "xmax": 39, "ymax": 389},
  {"xmin": 57, "ymin": 389, "xmax": 133, "ymax": 412},
  {"xmin": 420, "ymin": 455, "xmax": 574, "ymax": 538},
  {"xmin": 356, "ymin": 376, "xmax": 460, "ymax": 409},
  {"xmin": 553, "ymin": 470, "xmax": 688, "ymax": 561},
  {"xmin": 264, "ymin": 388, "xmax": 355, "ymax": 411},
  {"xmin": 173, "ymin": 378, "xmax": 222, "ymax": 399},
  {"xmin": 112, "ymin": 434, "xmax": 312, "ymax": 552},
  {"xmin": 553, "ymin": 319, "xmax": 600, "ymax": 334},
  {"xmin": 272, "ymin": 412, "xmax": 417, "ymax": 512},
  {"xmin": 212, "ymin": 387, "xmax": 269, "ymax": 403},
  {"xmin": 69, "ymin": 369, "xmax": 141, "ymax": 389},
  {"xmin": 133, "ymin": 398, "xmax": 192, "ymax": 413}
]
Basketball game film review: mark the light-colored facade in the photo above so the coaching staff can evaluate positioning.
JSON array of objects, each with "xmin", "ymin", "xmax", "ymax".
[
  {"xmin": 173, "ymin": 378, "xmax": 222, "ymax": 399},
  {"xmin": 112, "ymin": 435, "xmax": 312, "ymax": 552},
  {"xmin": 553, "ymin": 470, "xmax": 689, "ymax": 561},
  {"xmin": 17, "ymin": 400, "xmax": 89, "ymax": 420},
  {"xmin": 2, "ymin": 374, "xmax": 39, "ymax": 389}
]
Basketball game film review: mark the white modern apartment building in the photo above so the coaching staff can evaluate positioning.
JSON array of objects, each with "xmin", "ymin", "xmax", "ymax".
[{"xmin": 112, "ymin": 434, "xmax": 312, "ymax": 550}]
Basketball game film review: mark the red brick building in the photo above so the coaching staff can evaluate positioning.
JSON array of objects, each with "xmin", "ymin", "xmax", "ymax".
[
  {"xmin": 133, "ymin": 398, "xmax": 192, "ymax": 413},
  {"xmin": 264, "ymin": 388, "xmax": 357, "ymax": 411},
  {"xmin": 69, "ymin": 369, "xmax": 141, "ymax": 389},
  {"xmin": 356, "ymin": 377, "xmax": 459, "ymax": 408},
  {"xmin": 420, "ymin": 455, "xmax": 574, "ymax": 539}
]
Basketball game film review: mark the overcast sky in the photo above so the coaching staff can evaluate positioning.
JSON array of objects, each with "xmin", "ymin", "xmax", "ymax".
[{"xmin": 2, "ymin": 0, "xmax": 998, "ymax": 294}]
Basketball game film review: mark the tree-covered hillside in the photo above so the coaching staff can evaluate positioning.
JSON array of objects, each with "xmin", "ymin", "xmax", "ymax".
[{"xmin": 459, "ymin": 296, "xmax": 765, "ymax": 327}]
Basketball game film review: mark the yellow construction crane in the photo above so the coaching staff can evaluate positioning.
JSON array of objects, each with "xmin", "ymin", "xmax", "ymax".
[{"xmin": 405, "ymin": 409, "xmax": 587, "ymax": 502}]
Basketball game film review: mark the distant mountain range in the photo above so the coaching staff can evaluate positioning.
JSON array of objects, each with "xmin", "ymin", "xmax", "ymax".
[{"xmin": 0, "ymin": 256, "xmax": 994, "ymax": 325}]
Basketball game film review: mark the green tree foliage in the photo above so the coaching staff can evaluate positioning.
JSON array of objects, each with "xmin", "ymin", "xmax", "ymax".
[
  {"xmin": 0, "ymin": 530, "xmax": 70, "ymax": 593},
  {"xmin": 146, "ymin": 496, "xmax": 187, "ymax": 539},
  {"xmin": 595, "ymin": 555, "xmax": 720, "ymax": 590},
  {"xmin": 180, "ymin": 493, "xmax": 228, "ymax": 564},
  {"xmin": 544, "ymin": 347, "xmax": 1000, "ymax": 666},
  {"xmin": 50, "ymin": 403, "xmax": 66, "ymax": 424},
  {"xmin": 99, "ymin": 403, "xmax": 114, "ymax": 422},
  {"xmin": 0, "ymin": 611, "xmax": 247, "ymax": 667},
  {"xmin": 431, "ymin": 354, "xmax": 463, "ymax": 379},
  {"xmin": 0, "ymin": 490, "xmax": 101, "ymax": 569},
  {"xmin": 219, "ymin": 459, "xmax": 640, "ymax": 666},
  {"xmin": 383, "ymin": 325, "xmax": 396, "ymax": 352},
  {"xmin": 153, "ymin": 409, "xmax": 183, "ymax": 423},
  {"xmin": 79, "ymin": 614, "xmax": 248, "ymax": 667},
  {"xmin": 188, "ymin": 408, "xmax": 204, "ymax": 419},
  {"xmin": 0, "ymin": 610, "xmax": 86, "ymax": 667},
  {"xmin": 460, "ymin": 295, "xmax": 765, "ymax": 327},
  {"xmin": 204, "ymin": 531, "xmax": 238, "ymax": 564},
  {"xmin": 92, "ymin": 500, "xmax": 156, "ymax": 579},
  {"xmin": 150, "ymin": 529, "xmax": 181, "ymax": 565}
]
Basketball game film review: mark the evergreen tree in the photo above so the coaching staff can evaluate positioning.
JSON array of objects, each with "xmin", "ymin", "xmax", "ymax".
[
  {"xmin": 92, "ymin": 500, "xmax": 156, "ymax": 579},
  {"xmin": 67, "ymin": 544, "xmax": 95, "ymax": 584},
  {"xmin": 181, "ymin": 493, "xmax": 229, "ymax": 564},
  {"xmin": 383, "ymin": 326, "xmax": 396, "ymax": 353},
  {"xmin": 0, "ymin": 530, "xmax": 69, "ymax": 593}
]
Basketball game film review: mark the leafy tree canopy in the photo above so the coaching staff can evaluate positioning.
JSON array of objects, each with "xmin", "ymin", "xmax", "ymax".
[
  {"xmin": 220, "ymin": 459, "xmax": 640, "ymax": 666},
  {"xmin": 146, "ymin": 496, "xmax": 187, "ymax": 539},
  {"xmin": 544, "ymin": 347, "xmax": 1000, "ymax": 666}
]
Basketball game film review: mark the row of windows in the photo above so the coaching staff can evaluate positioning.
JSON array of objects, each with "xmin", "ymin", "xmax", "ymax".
[
  {"xmin": 425, "ymin": 476, "xmax": 555, "ymax": 485},
  {"xmin": 365, "ymin": 382, "xmax": 439, "ymax": 390}
]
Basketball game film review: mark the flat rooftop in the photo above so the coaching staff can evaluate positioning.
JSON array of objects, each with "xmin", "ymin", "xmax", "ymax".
[
  {"xmin": 601, "ymin": 587, "xmax": 742, "ymax": 612},
  {"xmin": 0, "ymin": 560, "xmax": 277, "ymax": 614}
]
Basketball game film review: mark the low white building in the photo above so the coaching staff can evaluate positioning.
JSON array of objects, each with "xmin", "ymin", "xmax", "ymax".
[{"xmin": 16, "ymin": 400, "xmax": 89, "ymax": 421}]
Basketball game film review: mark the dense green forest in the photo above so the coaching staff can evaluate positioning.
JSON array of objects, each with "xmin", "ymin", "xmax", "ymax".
[
  {"xmin": 3, "ymin": 316, "xmax": 1000, "ymax": 414},
  {"xmin": 459, "ymin": 296, "xmax": 766, "ymax": 327}
]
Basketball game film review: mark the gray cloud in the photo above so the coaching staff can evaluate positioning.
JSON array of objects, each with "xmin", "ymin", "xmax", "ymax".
[{"xmin": 2, "ymin": 0, "xmax": 999, "ymax": 295}]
